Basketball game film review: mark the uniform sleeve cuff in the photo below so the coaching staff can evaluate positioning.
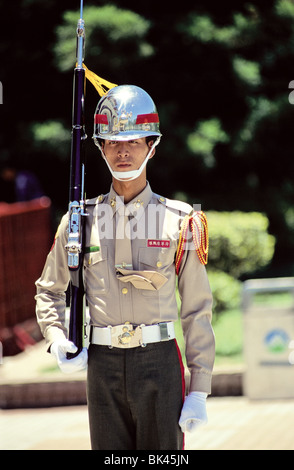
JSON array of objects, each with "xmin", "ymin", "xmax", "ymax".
[{"xmin": 189, "ymin": 370, "xmax": 212, "ymax": 394}]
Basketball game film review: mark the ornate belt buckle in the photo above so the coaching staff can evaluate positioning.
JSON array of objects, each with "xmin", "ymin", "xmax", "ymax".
[{"xmin": 110, "ymin": 322, "xmax": 143, "ymax": 348}]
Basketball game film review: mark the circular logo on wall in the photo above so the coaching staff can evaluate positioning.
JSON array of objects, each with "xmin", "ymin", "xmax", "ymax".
[{"xmin": 264, "ymin": 329, "xmax": 290, "ymax": 354}]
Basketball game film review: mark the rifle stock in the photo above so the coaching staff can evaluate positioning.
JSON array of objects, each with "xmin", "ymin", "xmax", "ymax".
[{"xmin": 66, "ymin": 1, "xmax": 87, "ymax": 359}]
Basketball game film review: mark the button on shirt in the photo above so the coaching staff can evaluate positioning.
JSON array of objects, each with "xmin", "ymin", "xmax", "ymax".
[{"xmin": 35, "ymin": 183, "xmax": 215, "ymax": 393}]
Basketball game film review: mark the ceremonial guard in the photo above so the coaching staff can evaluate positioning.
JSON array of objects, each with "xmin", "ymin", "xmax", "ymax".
[{"xmin": 35, "ymin": 85, "xmax": 215, "ymax": 450}]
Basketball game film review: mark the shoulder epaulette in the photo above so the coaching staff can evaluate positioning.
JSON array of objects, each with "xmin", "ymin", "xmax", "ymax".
[
  {"xmin": 155, "ymin": 194, "xmax": 192, "ymax": 214},
  {"xmin": 85, "ymin": 194, "xmax": 106, "ymax": 206},
  {"xmin": 175, "ymin": 211, "xmax": 209, "ymax": 274}
]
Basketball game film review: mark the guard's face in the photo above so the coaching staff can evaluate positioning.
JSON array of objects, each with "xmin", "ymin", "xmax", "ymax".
[{"xmin": 102, "ymin": 138, "xmax": 154, "ymax": 174}]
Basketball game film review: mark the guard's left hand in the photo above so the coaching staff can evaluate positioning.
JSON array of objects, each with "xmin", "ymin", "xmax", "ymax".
[{"xmin": 179, "ymin": 392, "xmax": 208, "ymax": 433}]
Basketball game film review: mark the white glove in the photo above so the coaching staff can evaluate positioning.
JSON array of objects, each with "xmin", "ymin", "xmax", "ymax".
[
  {"xmin": 179, "ymin": 391, "xmax": 208, "ymax": 433},
  {"xmin": 50, "ymin": 339, "xmax": 88, "ymax": 374}
]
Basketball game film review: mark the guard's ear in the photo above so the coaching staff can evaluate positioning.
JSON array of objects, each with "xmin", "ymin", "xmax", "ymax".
[{"xmin": 148, "ymin": 140, "xmax": 156, "ymax": 160}]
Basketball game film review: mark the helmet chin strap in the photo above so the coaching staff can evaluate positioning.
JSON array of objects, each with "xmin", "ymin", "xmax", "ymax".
[{"xmin": 97, "ymin": 138, "xmax": 161, "ymax": 182}]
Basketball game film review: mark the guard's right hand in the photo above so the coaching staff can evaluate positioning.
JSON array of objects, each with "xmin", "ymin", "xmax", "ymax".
[{"xmin": 50, "ymin": 339, "xmax": 88, "ymax": 374}]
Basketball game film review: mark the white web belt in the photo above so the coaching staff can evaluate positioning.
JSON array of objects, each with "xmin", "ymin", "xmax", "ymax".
[{"xmin": 90, "ymin": 321, "xmax": 175, "ymax": 349}]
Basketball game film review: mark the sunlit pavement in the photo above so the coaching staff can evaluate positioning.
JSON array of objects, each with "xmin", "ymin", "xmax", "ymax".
[{"xmin": 2, "ymin": 396, "xmax": 294, "ymax": 450}]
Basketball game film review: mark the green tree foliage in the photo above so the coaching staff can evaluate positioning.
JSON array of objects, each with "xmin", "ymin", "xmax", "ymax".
[
  {"xmin": 207, "ymin": 270, "xmax": 242, "ymax": 315},
  {"xmin": 206, "ymin": 211, "xmax": 276, "ymax": 314},
  {"xmin": 207, "ymin": 211, "xmax": 276, "ymax": 278},
  {"xmin": 54, "ymin": 6, "xmax": 153, "ymax": 73}
]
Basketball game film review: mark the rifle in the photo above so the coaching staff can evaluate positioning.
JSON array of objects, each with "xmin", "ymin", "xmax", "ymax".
[
  {"xmin": 65, "ymin": 0, "xmax": 87, "ymax": 358},
  {"xmin": 64, "ymin": 1, "xmax": 117, "ymax": 359}
]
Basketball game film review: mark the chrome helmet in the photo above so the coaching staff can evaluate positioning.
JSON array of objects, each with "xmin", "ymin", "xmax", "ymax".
[
  {"xmin": 93, "ymin": 85, "xmax": 161, "ymax": 142},
  {"xmin": 93, "ymin": 85, "xmax": 161, "ymax": 181}
]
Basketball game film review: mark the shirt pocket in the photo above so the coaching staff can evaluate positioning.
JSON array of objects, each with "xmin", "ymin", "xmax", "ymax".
[
  {"xmin": 137, "ymin": 246, "xmax": 176, "ymax": 296},
  {"xmin": 84, "ymin": 246, "xmax": 109, "ymax": 294},
  {"xmin": 139, "ymin": 246, "xmax": 176, "ymax": 270}
]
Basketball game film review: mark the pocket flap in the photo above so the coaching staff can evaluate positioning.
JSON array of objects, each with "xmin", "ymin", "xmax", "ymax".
[{"xmin": 116, "ymin": 268, "xmax": 168, "ymax": 291}]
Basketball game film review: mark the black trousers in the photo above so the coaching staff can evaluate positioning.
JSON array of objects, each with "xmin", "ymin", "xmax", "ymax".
[{"xmin": 87, "ymin": 339, "xmax": 185, "ymax": 450}]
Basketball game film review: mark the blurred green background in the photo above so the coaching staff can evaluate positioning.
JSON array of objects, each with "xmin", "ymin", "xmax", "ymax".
[{"xmin": 1, "ymin": 0, "xmax": 294, "ymax": 364}]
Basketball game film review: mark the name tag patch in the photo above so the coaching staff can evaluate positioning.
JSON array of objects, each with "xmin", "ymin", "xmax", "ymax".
[{"xmin": 147, "ymin": 239, "xmax": 171, "ymax": 248}]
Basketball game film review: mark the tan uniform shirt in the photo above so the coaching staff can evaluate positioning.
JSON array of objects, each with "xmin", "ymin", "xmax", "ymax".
[{"xmin": 35, "ymin": 183, "xmax": 215, "ymax": 393}]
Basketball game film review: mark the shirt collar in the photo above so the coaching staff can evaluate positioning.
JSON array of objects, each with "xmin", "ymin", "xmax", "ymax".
[{"xmin": 107, "ymin": 182, "xmax": 153, "ymax": 219}]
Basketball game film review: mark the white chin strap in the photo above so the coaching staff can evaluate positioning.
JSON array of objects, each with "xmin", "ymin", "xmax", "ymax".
[{"xmin": 98, "ymin": 138, "xmax": 161, "ymax": 182}]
